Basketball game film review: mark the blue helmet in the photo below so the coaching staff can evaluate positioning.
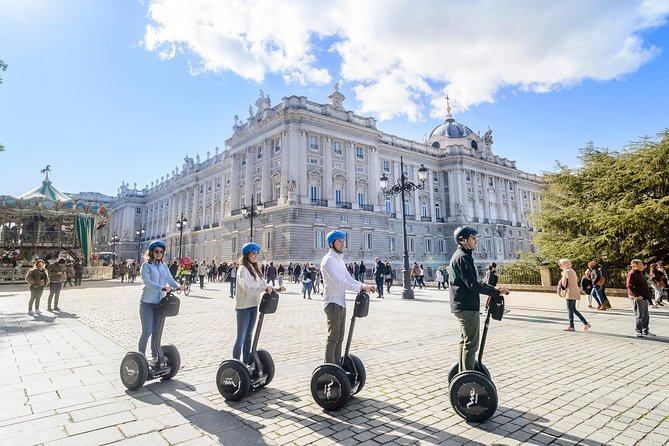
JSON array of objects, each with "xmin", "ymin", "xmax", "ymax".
[
  {"xmin": 148, "ymin": 240, "xmax": 166, "ymax": 251},
  {"xmin": 326, "ymin": 230, "xmax": 346, "ymax": 245},
  {"xmin": 453, "ymin": 226, "xmax": 478, "ymax": 244},
  {"xmin": 242, "ymin": 242, "xmax": 261, "ymax": 255}
]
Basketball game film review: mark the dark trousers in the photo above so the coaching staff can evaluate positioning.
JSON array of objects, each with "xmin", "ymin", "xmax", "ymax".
[
  {"xmin": 74, "ymin": 273, "xmax": 83, "ymax": 286},
  {"xmin": 454, "ymin": 310, "xmax": 480, "ymax": 372},
  {"xmin": 633, "ymin": 299, "xmax": 650, "ymax": 334},
  {"xmin": 566, "ymin": 299, "xmax": 587, "ymax": 327},
  {"xmin": 324, "ymin": 303, "xmax": 346, "ymax": 365},
  {"xmin": 47, "ymin": 282, "xmax": 63, "ymax": 309},
  {"xmin": 199, "ymin": 275, "xmax": 205, "ymax": 288},
  {"xmin": 29, "ymin": 286, "xmax": 44, "ymax": 311},
  {"xmin": 375, "ymin": 276, "xmax": 384, "ymax": 297}
]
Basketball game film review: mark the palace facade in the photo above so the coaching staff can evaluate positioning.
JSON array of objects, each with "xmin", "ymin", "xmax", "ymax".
[{"xmin": 104, "ymin": 87, "xmax": 542, "ymax": 273}]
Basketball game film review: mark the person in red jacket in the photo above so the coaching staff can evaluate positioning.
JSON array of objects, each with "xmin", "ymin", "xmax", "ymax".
[{"xmin": 626, "ymin": 259, "xmax": 655, "ymax": 338}]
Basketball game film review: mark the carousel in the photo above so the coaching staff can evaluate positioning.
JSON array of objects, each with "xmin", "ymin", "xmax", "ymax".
[{"xmin": 0, "ymin": 166, "xmax": 110, "ymax": 283}]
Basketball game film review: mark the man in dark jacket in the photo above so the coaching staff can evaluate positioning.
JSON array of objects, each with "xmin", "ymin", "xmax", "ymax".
[
  {"xmin": 626, "ymin": 259, "xmax": 654, "ymax": 337},
  {"xmin": 373, "ymin": 257, "xmax": 386, "ymax": 298},
  {"xmin": 449, "ymin": 226, "xmax": 508, "ymax": 372}
]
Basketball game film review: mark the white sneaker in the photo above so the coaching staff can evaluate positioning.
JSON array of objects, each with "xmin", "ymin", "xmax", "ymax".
[
  {"xmin": 644, "ymin": 331, "xmax": 657, "ymax": 337},
  {"xmin": 35, "ymin": 309, "xmax": 42, "ymax": 315},
  {"xmin": 635, "ymin": 332, "xmax": 645, "ymax": 338},
  {"xmin": 28, "ymin": 310, "xmax": 34, "ymax": 315}
]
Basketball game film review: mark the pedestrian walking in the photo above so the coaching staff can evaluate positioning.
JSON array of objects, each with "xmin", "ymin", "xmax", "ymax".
[
  {"xmin": 418, "ymin": 264, "xmax": 426, "ymax": 288},
  {"xmin": 589, "ymin": 261, "xmax": 611, "ymax": 310},
  {"xmin": 47, "ymin": 258, "xmax": 67, "ymax": 312},
  {"xmin": 449, "ymin": 226, "xmax": 508, "ymax": 372},
  {"xmin": 648, "ymin": 263, "xmax": 666, "ymax": 308},
  {"xmin": 320, "ymin": 230, "xmax": 375, "ymax": 365},
  {"xmin": 580, "ymin": 269, "xmax": 594, "ymax": 308},
  {"xmin": 119, "ymin": 261, "xmax": 128, "ymax": 283},
  {"xmin": 411, "ymin": 262, "xmax": 422, "ymax": 289},
  {"xmin": 197, "ymin": 261, "xmax": 207, "ymax": 289},
  {"xmin": 373, "ymin": 257, "xmax": 385, "ymax": 298},
  {"xmin": 74, "ymin": 260, "xmax": 84, "ymax": 286},
  {"xmin": 233, "ymin": 243, "xmax": 285, "ymax": 365},
  {"xmin": 138, "ymin": 240, "xmax": 181, "ymax": 367},
  {"xmin": 266, "ymin": 262, "xmax": 277, "ymax": 286},
  {"xmin": 25, "ymin": 259, "xmax": 49, "ymax": 315},
  {"xmin": 435, "ymin": 266, "xmax": 445, "ymax": 290},
  {"xmin": 64, "ymin": 261, "xmax": 75, "ymax": 287},
  {"xmin": 302, "ymin": 263, "xmax": 313, "ymax": 299},
  {"xmin": 226, "ymin": 262, "xmax": 238, "ymax": 298},
  {"xmin": 358, "ymin": 261, "xmax": 367, "ymax": 283},
  {"xmin": 558, "ymin": 259, "xmax": 591, "ymax": 332},
  {"xmin": 627, "ymin": 259, "xmax": 655, "ymax": 338},
  {"xmin": 384, "ymin": 261, "xmax": 394, "ymax": 293}
]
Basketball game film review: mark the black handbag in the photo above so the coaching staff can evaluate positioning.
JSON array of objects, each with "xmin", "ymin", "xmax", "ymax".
[
  {"xmin": 489, "ymin": 294, "xmax": 505, "ymax": 321},
  {"xmin": 159, "ymin": 294, "xmax": 181, "ymax": 317}
]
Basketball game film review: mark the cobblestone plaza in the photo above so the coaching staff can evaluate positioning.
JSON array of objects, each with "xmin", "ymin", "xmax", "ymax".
[{"xmin": 1, "ymin": 281, "xmax": 668, "ymax": 445}]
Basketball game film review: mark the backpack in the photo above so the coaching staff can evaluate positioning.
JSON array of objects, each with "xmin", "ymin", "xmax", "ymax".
[{"xmin": 596, "ymin": 269, "xmax": 605, "ymax": 286}]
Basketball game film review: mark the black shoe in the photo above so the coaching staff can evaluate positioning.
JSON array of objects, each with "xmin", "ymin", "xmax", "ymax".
[{"xmin": 54, "ymin": 307, "xmax": 61, "ymax": 311}]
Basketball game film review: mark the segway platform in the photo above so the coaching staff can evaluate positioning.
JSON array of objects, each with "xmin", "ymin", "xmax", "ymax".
[
  {"xmin": 216, "ymin": 291, "xmax": 279, "ymax": 401},
  {"xmin": 311, "ymin": 291, "xmax": 369, "ymax": 411}
]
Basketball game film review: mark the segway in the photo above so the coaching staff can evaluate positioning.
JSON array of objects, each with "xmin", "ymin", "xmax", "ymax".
[
  {"xmin": 448, "ymin": 293, "xmax": 506, "ymax": 422},
  {"xmin": 120, "ymin": 292, "xmax": 182, "ymax": 391},
  {"xmin": 311, "ymin": 291, "xmax": 369, "ymax": 411},
  {"xmin": 216, "ymin": 291, "xmax": 279, "ymax": 401}
]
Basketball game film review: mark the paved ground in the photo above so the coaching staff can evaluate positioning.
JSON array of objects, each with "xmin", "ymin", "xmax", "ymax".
[{"xmin": 1, "ymin": 278, "xmax": 668, "ymax": 446}]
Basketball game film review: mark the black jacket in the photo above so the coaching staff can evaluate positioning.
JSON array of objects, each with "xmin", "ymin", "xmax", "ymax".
[
  {"xmin": 374, "ymin": 261, "xmax": 385, "ymax": 278},
  {"xmin": 449, "ymin": 246, "xmax": 500, "ymax": 312}
]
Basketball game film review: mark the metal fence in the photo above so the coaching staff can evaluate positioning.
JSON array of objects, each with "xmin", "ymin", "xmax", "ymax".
[
  {"xmin": 0, "ymin": 266, "xmax": 113, "ymax": 284},
  {"xmin": 497, "ymin": 267, "xmax": 542, "ymax": 285}
]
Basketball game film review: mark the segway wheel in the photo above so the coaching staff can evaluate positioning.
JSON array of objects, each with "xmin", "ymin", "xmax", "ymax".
[
  {"xmin": 216, "ymin": 360, "xmax": 251, "ymax": 401},
  {"xmin": 120, "ymin": 352, "xmax": 149, "ymax": 391},
  {"xmin": 449, "ymin": 371, "xmax": 498, "ymax": 422},
  {"xmin": 448, "ymin": 361, "xmax": 492, "ymax": 384},
  {"xmin": 160, "ymin": 344, "xmax": 181, "ymax": 380},
  {"xmin": 256, "ymin": 349, "xmax": 275, "ymax": 387},
  {"xmin": 311, "ymin": 364, "xmax": 351, "ymax": 411},
  {"xmin": 345, "ymin": 354, "xmax": 366, "ymax": 395}
]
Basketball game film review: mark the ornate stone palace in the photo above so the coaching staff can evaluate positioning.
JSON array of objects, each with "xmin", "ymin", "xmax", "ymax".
[{"xmin": 104, "ymin": 87, "xmax": 542, "ymax": 272}]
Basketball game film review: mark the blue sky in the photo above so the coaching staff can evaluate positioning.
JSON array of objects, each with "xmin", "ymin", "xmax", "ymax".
[{"xmin": 1, "ymin": 0, "xmax": 668, "ymax": 198}]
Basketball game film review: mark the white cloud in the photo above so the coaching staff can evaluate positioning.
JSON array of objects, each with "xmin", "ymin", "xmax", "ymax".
[{"xmin": 143, "ymin": 0, "xmax": 669, "ymax": 121}]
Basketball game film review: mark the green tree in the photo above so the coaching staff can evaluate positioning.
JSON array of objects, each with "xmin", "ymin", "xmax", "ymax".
[
  {"xmin": 0, "ymin": 58, "xmax": 6, "ymax": 151},
  {"xmin": 533, "ymin": 131, "xmax": 669, "ymax": 268}
]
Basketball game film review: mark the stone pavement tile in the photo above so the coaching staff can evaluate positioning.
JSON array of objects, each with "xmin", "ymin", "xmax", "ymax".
[
  {"xmin": 113, "ymin": 431, "xmax": 170, "ymax": 445},
  {"xmin": 65, "ymin": 410, "xmax": 136, "ymax": 436},
  {"xmin": 5, "ymin": 425, "xmax": 70, "ymax": 446},
  {"xmin": 641, "ymin": 433, "xmax": 669, "ymax": 445},
  {"xmin": 2, "ymin": 413, "xmax": 70, "ymax": 440},
  {"xmin": 69, "ymin": 399, "xmax": 136, "ymax": 423},
  {"xmin": 31, "ymin": 391, "xmax": 96, "ymax": 413},
  {"xmin": 118, "ymin": 418, "xmax": 164, "ymax": 437},
  {"xmin": 44, "ymin": 426, "xmax": 124, "ymax": 446},
  {"xmin": 160, "ymin": 424, "xmax": 205, "ymax": 444}
]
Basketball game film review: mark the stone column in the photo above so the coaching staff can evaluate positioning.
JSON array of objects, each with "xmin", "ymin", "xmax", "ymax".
[
  {"xmin": 323, "ymin": 136, "xmax": 333, "ymax": 202},
  {"xmin": 280, "ymin": 131, "xmax": 289, "ymax": 204},
  {"xmin": 262, "ymin": 140, "xmax": 271, "ymax": 202},
  {"xmin": 368, "ymin": 146, "xmax": 380, "ymax": 208},
  {"xmin": 346, "ymin": 141, "xmax": 356, "ymax": 205}
]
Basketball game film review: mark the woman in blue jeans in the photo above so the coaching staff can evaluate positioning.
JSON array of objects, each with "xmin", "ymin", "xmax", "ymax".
[
  {"xmin": 138, "ymin": 240, "xmax": 181, "ymax": 366},
  {"xmin": 233, "ymin": 243, "xmax": 284, "ymax": 364}
]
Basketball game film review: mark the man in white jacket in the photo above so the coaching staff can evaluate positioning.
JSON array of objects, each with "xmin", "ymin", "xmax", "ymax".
[{"xmin": 320, "ymin": 230, "xmax": 375, "ymax": 365}]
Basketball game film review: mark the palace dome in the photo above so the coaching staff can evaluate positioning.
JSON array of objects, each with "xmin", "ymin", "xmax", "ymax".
[{"xmin": 428, "ymin": 117, "xmax": 473, "ymax": 139}]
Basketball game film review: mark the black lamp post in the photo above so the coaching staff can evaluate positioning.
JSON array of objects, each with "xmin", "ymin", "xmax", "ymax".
[
  {"xmin": 242, "ymin": 195, "xmax": 263, "ymax": 242},
  {"xmin": 176, "ymin": 212, "xmax": 188, "ymax": 260},
  {"xmin": 135, "ymin": 227, "xmax": 145, "ymax": 263},
  {"xmin": 380, "ymin": 156, "xmax": 428, "ymax": 299},
  {"xmin": 108, "ymin": 233, "xmax": 120, "ymax": 277}
]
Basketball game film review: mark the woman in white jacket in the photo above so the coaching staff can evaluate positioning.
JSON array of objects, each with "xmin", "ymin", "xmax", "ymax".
[{"xmin": 233, "ymin": 242, "xmax": 284, "ymax": 364}]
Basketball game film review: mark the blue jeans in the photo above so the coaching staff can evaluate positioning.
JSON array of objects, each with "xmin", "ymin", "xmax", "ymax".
[
  {"xmin": 138, "ymin": 301, "xmax": 162, "ymax": 360},
  {"xmin": 303, "ymin": 281, "xmax": 312, "ymax": 299},
  {"xmin": 233, "ymin": 306, "xmax": 258, "ymax": 364},
  {"xmin": 590, "ymin": 288, "xmax": 603, "ymax": 306},
  {"xmin": 566, "ymin": 299, "xmax": 587, "ymax": 327},
  {"xmin": 229, "ymin": 279, "xmax": 236, "ymax": 297},
  {"xmin": 375, "ymin": 276, "xmax": 384, "ymax": 297}
]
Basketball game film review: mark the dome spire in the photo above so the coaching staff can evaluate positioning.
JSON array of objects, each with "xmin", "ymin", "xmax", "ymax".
[{"xmin": 445, "ymin": 94, "xmax": 453, "ymax": 120}]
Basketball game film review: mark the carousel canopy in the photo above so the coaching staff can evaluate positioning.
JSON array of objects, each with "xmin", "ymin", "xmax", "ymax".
[{"xmin": 18, "ymin": 169, "xmax": 72, "ymax": 202}]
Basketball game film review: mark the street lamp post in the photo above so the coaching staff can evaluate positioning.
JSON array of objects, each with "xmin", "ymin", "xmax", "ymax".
[
  {"xmin": 109, "ymin": 234, "xmax": 120, "ymax": 278},
  {"xmin": 135, "ymin": 227, "xmax": 145, "ymax": 263},
  {"xmin": 176, "ymin": 213, "xmax": 188, "ymax": 260},
  {"xmin": 242, "ymin": 195, "xmax": 263, "ymax": 242},
  {"xmin": 380, "ymin": 156, "xmax": 428, "ymax": 299}
]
